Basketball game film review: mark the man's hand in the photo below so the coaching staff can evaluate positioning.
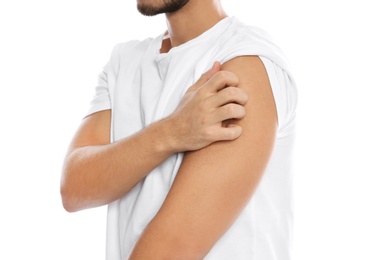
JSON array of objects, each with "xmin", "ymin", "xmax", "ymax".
[
  {"xmin": 166, "ymin": 61, "xmax": 248, "ymax": 152},
  {"xmin": 129, "ymin": 56, "xmax": 277, "ymax": 259},
  {"xmin": 61, "ymin": 62, "xmax": 248, "ymax": 212}
]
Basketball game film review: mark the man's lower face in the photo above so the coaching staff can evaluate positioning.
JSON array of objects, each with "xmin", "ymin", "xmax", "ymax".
[{"xmin": 137, "ymin": 0, "xmax": 190, "ymax": 16}]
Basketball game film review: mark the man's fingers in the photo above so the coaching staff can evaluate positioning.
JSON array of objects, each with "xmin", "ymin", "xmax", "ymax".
[
  {"xmin": 204, "ymin": 70, "xmax": 239, "ymax": 93},
  {"xmin": 207, "ymin": 86, "xmax": 248, "ymax": 108},
  {"xmin": 213, "ymin": 103, "xmax": 246, "ymax": 123},
  {"xmin": 215, "ymin": 124, "xmax": 242, "ymax": 141},
  {"xmin": 186, "ymin": 62, "xmax": 221, "ymax": 92}
]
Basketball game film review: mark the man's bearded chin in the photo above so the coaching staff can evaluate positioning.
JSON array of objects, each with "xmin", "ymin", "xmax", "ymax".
[{"xmin": 137, "ymin": 0, "xmax": 190, "ymax": 16}]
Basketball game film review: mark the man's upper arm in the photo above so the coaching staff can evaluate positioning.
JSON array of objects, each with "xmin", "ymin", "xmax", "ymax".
[{"xmin": 130, "ymin": 56, "xmax": 278, "ymax": 259}]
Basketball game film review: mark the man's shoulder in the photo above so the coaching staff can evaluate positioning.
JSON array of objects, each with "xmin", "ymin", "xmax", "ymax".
[
  {"xmin": 106, "ymin": 36, "xmax": 158, "ymax": 70},
  {"xmin": 213, "ymin": 18, "xmax": 288, "ymax": 71},
  {"xmin": 111, "ymin": 37, "xmax": 154, "ymax": 57},
  {"xmin": 220, "ymin": 17, "xmax": 275, "ymax": 46}
]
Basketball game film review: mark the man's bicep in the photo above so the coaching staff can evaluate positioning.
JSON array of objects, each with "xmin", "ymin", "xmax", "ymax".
[{"xmin": 142, "ymin": 56, "xmax": 278, "ymax": 257}]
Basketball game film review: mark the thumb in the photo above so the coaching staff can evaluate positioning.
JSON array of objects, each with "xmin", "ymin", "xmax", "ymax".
[{"xmin": 187, "ymin": 61, "xmax": 221, "ymax": 92}]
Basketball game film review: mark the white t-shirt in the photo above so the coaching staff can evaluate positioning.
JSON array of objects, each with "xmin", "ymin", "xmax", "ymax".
[{"xmin": 87, "ymin": 17, "xmax": 297, "ymax": 260}]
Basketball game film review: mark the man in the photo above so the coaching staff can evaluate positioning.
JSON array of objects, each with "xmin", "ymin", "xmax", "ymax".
[{"xmin": 61, "ymin": 0, "xmax": 297, "ymax": 259}]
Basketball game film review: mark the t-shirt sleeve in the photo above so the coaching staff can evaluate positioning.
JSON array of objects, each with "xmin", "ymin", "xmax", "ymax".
[
  {"xmin": 261, "ymin": 57, "xmax": 297, "ymax": 137},
  {"xmin": 85, "ymin": 62, "xmax": 112, "ymax": 117},
  {"xmin": 211, "ymin": 25, "xmax": 298, "ymax": 138}
]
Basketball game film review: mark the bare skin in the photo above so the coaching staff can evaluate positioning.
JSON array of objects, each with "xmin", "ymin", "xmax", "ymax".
[
  {"xmin": 128, "ymin": 1, "xmax": 277, "ymax": 259},
  {"xmin": 62, "ymin": 0, "xmax": 278, "ymax": 258},
  {"xmin": 61, "ymin": 62, "xmax": 247, "ymax": 212},
  {"xmin": 129, "ymin": 56, "xmax": 277, "ymax": 260}
]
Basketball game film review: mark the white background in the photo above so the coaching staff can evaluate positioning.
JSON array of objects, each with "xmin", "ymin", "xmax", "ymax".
[{"xmin": 1, "ymin": 0, "xmax": 389, "ymax": 259}]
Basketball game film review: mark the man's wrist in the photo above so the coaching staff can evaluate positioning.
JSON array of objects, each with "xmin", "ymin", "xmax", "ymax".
[{"xmin": 153, "ymin": 116, "xmax": 182, "ymax": 155}]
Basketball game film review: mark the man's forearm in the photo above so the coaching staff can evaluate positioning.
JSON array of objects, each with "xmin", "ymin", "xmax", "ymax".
[
  {"xmin": 61, "ymin": 62, "xmax": 248, "ymax": 212},
  {"xmin": 61, "ymin": 117, "xmax": 177, "ymax": 212}
]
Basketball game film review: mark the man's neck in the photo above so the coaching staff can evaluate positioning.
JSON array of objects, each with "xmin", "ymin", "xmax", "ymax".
[{"xmin": 164, "ymin": 0, "xmax": 227, "ymax": 49}]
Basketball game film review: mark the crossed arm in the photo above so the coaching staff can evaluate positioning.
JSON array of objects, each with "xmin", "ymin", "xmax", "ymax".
[
  {"xmin": 61, "ymin": 61, "xmax": 246, "ymax": 212},
  {"xmin": 61, "ymin": 55, "xmax": 277, "ymax": 259}
]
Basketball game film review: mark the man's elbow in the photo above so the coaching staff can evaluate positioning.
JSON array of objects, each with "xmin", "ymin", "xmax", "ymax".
[
  {"xmin": 60, "ymin": 163, "xmax": 85, "ymax": 213},
  {"xmin": 60, "ymin": 178, "xmax": 80, "ymax": 213},
  {"xmin": 61, "ymin": 196, "xmax": 77, "ymax": 213}
]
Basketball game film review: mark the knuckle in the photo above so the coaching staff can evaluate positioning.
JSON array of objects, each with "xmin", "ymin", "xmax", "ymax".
[
  {"xmin": 231, "ymin": 88, "xmax": 248, "ymax": 105},
  {"xmin": 195, "ymin": 86, "xmax": 206, "ymax": 96},
  {"xmin": 198, "ymin": 100, "xmax": 209, "ymax": 113},
  {"xmin": 203, "ymin": 127, "xmax": 215, "ymax": 140},
  {"xmin": 226, "ymin": 129, "xmax": 237, "ymax": 140},
  {"xmin": 225, "ymin": 103, "xmax": 246, "ymax": 118},
  {"xmin": 217, "ymin": 71, "xmax": 230, "ymax": 81},
  {"xmin": 211, "ymin": 71, "xmax": 225, "ymax": 84},
  {"xmin": 215, "ymin": 70, "xmax": 225, "ymax": 76},
  {"xmin": 199, "ymin": 114, "xmax": 209, "ymax": 126},
  {"xmin": 224, "ymin": 104, "xmax": 237, "ymax": 114},
  {"xmin": 223, "ymin": 127, "xmax": 238, "ymax": 140},
  {"xmin": 230, "ymin": 104, "xmax": 239, "ymax": 113},
  {"xmin": 230, "ymin": 126, "xmax": 242, "ymax": 139},
  {"xmin": 215, "ymin": 71, "xmax": 239, "ymax": 86},
  {"xmin": 224, "ymin": 86, "xmax": 236, "ymax": 97}
]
